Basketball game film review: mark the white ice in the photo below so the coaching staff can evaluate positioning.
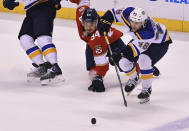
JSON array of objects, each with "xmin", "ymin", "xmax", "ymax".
[{"xmin": 0, "ymin": 12, "xmax": 189, "ymax": 131}]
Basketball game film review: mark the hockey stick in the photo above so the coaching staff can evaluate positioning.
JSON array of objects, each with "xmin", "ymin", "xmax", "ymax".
[{"xmin": 104, "ymin": 32, "xmax": 127, "ymax": 107}]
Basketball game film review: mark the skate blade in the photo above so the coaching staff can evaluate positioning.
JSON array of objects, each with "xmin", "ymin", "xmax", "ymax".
[
  {"xmin": 153, "ymin": 74, "xmax": 160, "ymax": 79},
  {"xmin": 139, "ymin": 98, "xmax": 150, "ymax": 104},
  {"xmin": 27, "ymin": 76, "xmax": 40, "ymax": 83},
  {"xmin": 40, "ymin": 75, "xmax": 65, "ymax": 86}
]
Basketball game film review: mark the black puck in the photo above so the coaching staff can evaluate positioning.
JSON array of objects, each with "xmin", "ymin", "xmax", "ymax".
[{"xmin": 91, "ymin": 118, "xmax": 96, "ymax": 124}]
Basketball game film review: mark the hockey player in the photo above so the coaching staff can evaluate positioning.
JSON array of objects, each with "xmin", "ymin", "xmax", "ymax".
[
  {"xmin": 69, "ymin": 0, "xmax": 131, "ymax": 92},
  {"xmin": 3, "ymin": 0, "xmax": 63, "ymax": 85},
  {"xmin": 97, "ymin": 7, "xmax": 172, "ymax": 103}
]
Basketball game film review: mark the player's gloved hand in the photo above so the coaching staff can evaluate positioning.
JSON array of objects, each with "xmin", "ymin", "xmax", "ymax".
[
  {"xmin": 48, "ymin": 0, "xmax": 61, "ymax": 10},
  {"xmin": 69, "ymin": 0, "xmax": 81, "ymax": 4},
  {"xmin": 97, "ymin": 10, "xmax": 114, "ymax": 36},
  {"xmin": 109, "ymin": 48, "xmax": 122, "ymax": 65},
  {"xmin": 3, "ymin": 0, "xmax": 19, "ymax": 10},
  {"xmin": 88, "ymin": 76, "xmax": 105, "ymax": 92}
]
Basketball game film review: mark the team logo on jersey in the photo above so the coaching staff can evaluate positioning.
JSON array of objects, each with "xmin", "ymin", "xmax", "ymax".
[{"xmin": 95, "ymin": 45, "xmax": 103, "ymax": 54}]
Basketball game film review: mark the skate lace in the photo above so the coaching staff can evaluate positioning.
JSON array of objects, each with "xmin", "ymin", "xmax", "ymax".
[{"xmin": 126, "ymin": 79, "xmax": 137, "ymax": 86}]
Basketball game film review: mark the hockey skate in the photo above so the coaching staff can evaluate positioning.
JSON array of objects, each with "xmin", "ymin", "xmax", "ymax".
[
  {"xmin": 40, "ymin": 63, "xmax": 64, "ymax": 86},
  {"xmin": 153, "ymin": 66, "xmax": 160, "ymax": 78},
  {"xmin": 88, "ymin": 76, "xmax": 105, "ymax": 92},
  {"xmin": 138, "ymin": 87, "xmax": 152, "ymax": 104},
  {"xmin": 125, "ymin": 74, "xmax": 139, "ymax": 96},
  {"xmin": 27, "ymin": 62, "xmax": 52, "ymax": 82}
]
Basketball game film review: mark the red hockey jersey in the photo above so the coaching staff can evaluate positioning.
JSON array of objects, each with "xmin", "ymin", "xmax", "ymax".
[{"xmin": 76, "ymin": 5, "xmax": 123, "ymax": 77}]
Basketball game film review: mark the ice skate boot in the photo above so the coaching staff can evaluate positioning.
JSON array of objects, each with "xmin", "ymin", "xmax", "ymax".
[
  {"xmin": 27, "ymin": 62, "xmax": 52, "ymax": 82},
  {"xmin": 138, "ymin": 87, "xmax": 152, "ymax": 104},
  {"xmin": 153, "ymin": 66, "xmax": 160, "ymax": 78},
  {"xmin": 125, "ymin": 74, "xmax": 139, "ymax": 96},
  {"xmin": 40, "ymin": 63, "xmax": 64, "ymax": 86}
]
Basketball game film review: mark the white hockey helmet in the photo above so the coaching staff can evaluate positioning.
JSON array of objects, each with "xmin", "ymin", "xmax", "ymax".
[{"xmin": 129, "ymin": 8, "xmax": 148, "ymax": 25}]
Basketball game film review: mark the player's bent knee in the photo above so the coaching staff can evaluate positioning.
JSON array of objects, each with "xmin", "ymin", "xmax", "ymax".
[
  {"xmin": 119, "ymin": 57, "xmax": 134, "ymax": 72},
  {"xmin": 37, "ymin": 35, "xmax": 52, "ymax": 48},
  {"xmin": 19, "ymin": 34, "xmax": 35, "ymax": 50},
  {"xmin": 138, "ymin": 54, "xmax": 152, "ymax": 69}
]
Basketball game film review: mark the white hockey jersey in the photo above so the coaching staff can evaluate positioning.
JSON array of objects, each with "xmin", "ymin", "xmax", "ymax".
[{"xmin": 111, "ymin": 7, "xmax": 171, "ymax": 56}]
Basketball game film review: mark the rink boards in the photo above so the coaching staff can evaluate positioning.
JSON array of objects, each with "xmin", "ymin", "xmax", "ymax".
[{"xmin": 0, "ymin": 0, "xmax": 189, "ymax": 32}]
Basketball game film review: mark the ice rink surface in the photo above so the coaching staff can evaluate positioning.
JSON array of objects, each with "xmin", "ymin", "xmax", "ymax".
[{"xmin": 0, "ymin": 12, "xmax": 189, "ymax": 131}]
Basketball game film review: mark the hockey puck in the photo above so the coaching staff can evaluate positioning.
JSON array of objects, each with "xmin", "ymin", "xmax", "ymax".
[{"xmin": 91, "ymin": 118, "xmax": 96, "ymax": 124}]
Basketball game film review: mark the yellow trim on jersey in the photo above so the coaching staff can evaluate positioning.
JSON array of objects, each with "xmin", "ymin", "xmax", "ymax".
[
  {"xmin": 121, "ymin": 13, "xmax": 130, "ymax": 26},
  {"xmin": 135, "ymin": 32, "xmax": 142, "ymax": 40},
  {"xmin": 43, "ymin": 48, "xmax": 56, "ymax": 56},
  {"xmin": 141, "ymin": 74, "xmax": 153, "ymax": 80},
  {"xmin": 128, "ymin": 43, "xmax": 138, "ymax": 57},
  {"xmin": 125, "ymin": 67, "xmax": 136, "ymax": 76},
  {"xmin": 28, "ymin": 50, "xmax": 42, "ymax": 59}
]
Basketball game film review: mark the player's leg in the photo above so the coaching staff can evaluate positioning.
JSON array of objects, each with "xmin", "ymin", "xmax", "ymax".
[
  {"xmin": 33, "ymin": 3, "xmax": 63, "ymax": 85},
  {"xmin": 117, "ymin": 45, "xmax": 139, "ymax": 95},
  {"xmin": 119, "ymin": 57, "xmax": 139, "ymax": 95},
  {"xmin": 137, "ymin": 54, "xmax": 153, "ymax": 104},
  {"xmin": 138, "ymin": 43, "xmax": 170, "ymax": 103},
  {"xmin": 18, "ymin": 16, "xmax": 48, "ymax": 80}
]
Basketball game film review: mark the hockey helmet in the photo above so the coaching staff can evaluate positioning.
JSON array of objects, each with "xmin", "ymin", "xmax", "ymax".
[
  {"xmin": 129, "ymin": 7, "xmax": 148, "ymax": 25},
  {"xmin": 82, "ymin": 8, "xmax": 98, "ymax": 23}
]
